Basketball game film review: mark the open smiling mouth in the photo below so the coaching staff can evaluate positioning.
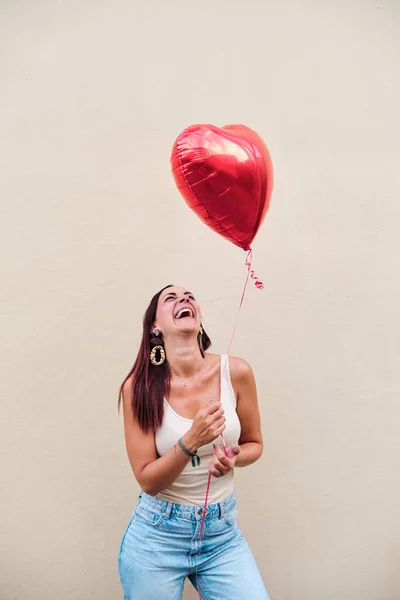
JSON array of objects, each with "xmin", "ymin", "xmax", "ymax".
[{"xmin": 174, "ymin": 307, "xmax": 195, "ymax": 320}]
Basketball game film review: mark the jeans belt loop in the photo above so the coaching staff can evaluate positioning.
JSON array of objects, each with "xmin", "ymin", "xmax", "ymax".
[{"xmin": 163, "ymin": 501, "xmax": 173, "ymax": 519}]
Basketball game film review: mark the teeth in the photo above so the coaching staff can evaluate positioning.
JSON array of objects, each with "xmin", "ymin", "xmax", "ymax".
[{"xmin": 175, "ymin": 308, "xmax": 193, "ymax": 319}]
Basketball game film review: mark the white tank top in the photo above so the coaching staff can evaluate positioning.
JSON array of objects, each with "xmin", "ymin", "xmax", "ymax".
[{"xmin": 155, "ymin": 355, "xmax": 241, "ymax": 506}]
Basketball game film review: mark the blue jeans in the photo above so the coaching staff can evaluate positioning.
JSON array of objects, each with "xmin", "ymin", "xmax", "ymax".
[{"xmin": 118, "ymin": 491, "xmax": 270, "ymax": 600}]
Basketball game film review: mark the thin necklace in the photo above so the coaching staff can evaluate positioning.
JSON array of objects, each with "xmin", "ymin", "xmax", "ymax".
[
  {"xmin": 173, "ymin": 373, "xmax": 196, "ymax": 388},
  {"xmin": 172, "ymin": 366, "xmax": 204, "ymax": 388}
]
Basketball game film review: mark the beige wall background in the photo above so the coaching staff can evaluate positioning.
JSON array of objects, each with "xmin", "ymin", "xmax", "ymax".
[{"xmin": 1, "ymin": 1, "xmax": 399, "ymax": 599}]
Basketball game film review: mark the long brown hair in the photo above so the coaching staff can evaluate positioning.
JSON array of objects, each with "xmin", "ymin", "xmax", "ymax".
[{"xmin": 118, "ymin": 285, "xmax": 212, "ymax": 432}]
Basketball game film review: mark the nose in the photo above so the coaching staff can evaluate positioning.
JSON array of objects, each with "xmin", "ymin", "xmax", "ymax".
[{"xmin": 178, "ymin": 296, "xmax": 190, "ymax": 304}]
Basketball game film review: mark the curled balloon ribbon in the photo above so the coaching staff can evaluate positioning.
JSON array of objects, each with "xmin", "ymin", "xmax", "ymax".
[
  {"xmin": 245, "ymin": 249, "xmax": 264, "ymax": 290},
  {"xmin": 195, "ymin": 251, "xmax": 263, "ymax": 600}
]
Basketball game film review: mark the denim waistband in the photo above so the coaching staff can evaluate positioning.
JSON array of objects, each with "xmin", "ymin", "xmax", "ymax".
[{"xmin": 138, "ymin": 490, "xmax": 237, "ymax": 521}]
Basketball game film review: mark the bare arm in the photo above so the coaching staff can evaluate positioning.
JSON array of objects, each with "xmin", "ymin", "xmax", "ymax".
[
  {"xmin": 230, "ymin": 357, "xmax": 263, "ymax": 468},
  {"xmin": 122, "ymin": 378, "xmax": 226, "ymax": 496}
]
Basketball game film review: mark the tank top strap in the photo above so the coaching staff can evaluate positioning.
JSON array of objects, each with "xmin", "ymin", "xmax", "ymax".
[
  {"xmin": 220, "ymin": 354, "xmax": 229, "ymax": 383},
  {"xmin": 220, "ymin": 355, "xmax": 237, "ymax": 408}
]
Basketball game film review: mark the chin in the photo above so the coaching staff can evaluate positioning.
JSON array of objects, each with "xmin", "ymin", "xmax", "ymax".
[
  {"xmin": 180, "ymin": 327, "xmax": 198, "ymax": 334},
  {"xmin": 175, "ymin": 323, "xmax": 198, "ymax": 334}
]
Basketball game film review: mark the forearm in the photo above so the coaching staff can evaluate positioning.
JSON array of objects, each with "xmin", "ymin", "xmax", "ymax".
[
  {"xmin": 138, "ymin": 431, "xmax": 197, "ymax": 496},
  {"xmin": 234, "ymin": 441, "xmax": 263, "ymax": 468}
]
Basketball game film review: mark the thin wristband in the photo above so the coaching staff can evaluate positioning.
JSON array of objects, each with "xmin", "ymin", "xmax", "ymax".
[
  {"xmin": 174, "ymin": 443, "xmax": 186, "ymax": 459},
  {"xmin": 178, "ymin": 438, "xmax": 201, "ymax": 467}
]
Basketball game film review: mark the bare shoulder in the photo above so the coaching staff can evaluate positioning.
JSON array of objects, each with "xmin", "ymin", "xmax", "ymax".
[
  {"xmin": 121, "ymin": 375, "xmax": 134, "ymax": 413},
  {"xmin": 122, "ymin": 374, "xmax": 134, "ymax": 396},
  {"xmin": 228, "ymin": 356, "xmax": 254, "ymax": 383}
]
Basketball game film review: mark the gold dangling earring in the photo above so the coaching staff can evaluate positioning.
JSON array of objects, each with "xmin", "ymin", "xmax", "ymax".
[{"xmin": 150, "ymin": 328, "xmax": 166, "ymax": 366}]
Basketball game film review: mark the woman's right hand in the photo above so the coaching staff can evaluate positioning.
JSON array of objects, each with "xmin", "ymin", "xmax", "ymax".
[{"xmin": 184, "ymin": 400, "xmax": 226, "ymax": 450}]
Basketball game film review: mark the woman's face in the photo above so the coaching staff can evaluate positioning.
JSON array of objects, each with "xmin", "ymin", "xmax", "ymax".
[{"xmin": 154, "ymin": 286, "xmax": 201, "ymax": 337}]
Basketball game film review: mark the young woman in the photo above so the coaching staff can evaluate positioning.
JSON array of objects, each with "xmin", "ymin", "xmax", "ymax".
[{"xmin": 118, "ymin": 285, "xmax": 270, "ymax": 600}]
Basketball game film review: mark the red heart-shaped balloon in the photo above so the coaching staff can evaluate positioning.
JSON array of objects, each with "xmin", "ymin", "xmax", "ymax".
[{"xmin": 170, "ymin": 124, "xmax": 273, "ymax": 251}]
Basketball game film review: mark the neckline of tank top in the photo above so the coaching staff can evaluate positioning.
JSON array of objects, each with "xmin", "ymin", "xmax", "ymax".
[{"xmin": 163, "ymin": 355, "xmax": 228, "ymax": 423}]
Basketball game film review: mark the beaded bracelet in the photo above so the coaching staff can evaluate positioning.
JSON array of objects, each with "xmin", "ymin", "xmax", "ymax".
[{"xmin": 178, "ymin": 438, "xmax": 201, "ymax": 467}]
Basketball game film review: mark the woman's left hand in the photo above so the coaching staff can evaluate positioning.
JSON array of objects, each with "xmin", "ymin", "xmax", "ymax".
[{"xmin": 208, "ymin": 443, "xmax": 241, "ymax": 478}]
